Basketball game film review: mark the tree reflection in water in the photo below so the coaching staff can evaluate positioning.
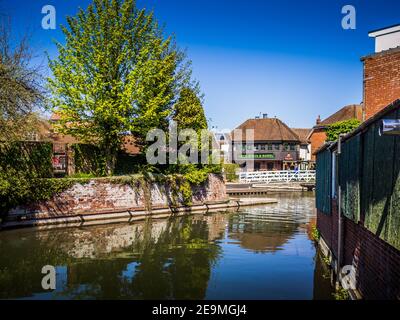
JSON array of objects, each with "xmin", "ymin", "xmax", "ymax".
[
  {"xmin": 0, "ymin": 215, "xmax": 225, "ymax": 299},
  {"xmin": 0, "ymin": 194, "xmax": 334, "ymax": 299}
]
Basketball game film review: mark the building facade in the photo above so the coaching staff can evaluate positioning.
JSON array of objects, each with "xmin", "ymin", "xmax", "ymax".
[
  {"xmin": 231, "ymin": 115, "xmax": 304, "ymax": 171},
  {"xmin": 292, "ymin": 128, "xmax": 313, "ymax": 169},
  {"xmin": 363, "ymin": 25, "xmax": 400, "ymax": 120},
  {"xmin": 309, "ymin": 105, "xmax": 362, "ymax": 161}
]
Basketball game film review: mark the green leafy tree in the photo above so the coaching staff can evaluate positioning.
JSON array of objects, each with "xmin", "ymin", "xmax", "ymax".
[
  {"xmin": 170, "ymin": 87, "xmax": 208, "ymax": 171},
  {"xmin": 326, "ymin": 119, "xmax": 361, "ymax": 141},
  {"xmin": 170, "ymin": 87, "xmax": 221, "ymax": 177},
  {"xmin": 173, "ymin": 87, "xmax": 207, "ymax": 131},
  {"xmin": 48, "ymin": 0, "xmax": 193, "ymax": 175}
]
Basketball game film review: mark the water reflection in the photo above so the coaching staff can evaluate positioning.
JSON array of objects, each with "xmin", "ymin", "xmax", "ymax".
[{"xmin": 0, "ymin": 193, "xmax": 333, "ymax": 300}]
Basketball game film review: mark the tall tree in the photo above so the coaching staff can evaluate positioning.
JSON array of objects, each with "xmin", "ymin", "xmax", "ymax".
[
  {"xmin": 171, "ymin": 87, "xmax": 209, "ymax": 169},
  {"xmin": 48, "ymin": 0, "xmax": 193, "ymax": 175},
  {"xmin": 173, "ymin": 87, "xmax": 207, "ymax": 131},
  {"xmin": 0, "ymin": 18, "xmax": 44, "ymax": 141}
]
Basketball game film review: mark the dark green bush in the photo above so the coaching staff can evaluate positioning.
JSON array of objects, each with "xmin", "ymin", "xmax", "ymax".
[
  {"xmin": 72, "ymin": 144, "xmax": 107, "ymax": 176},
  {"xmin": 0, "ymin": 141, "xmax": 53, "ymax": 178},
  {"xmin": 326, "ymin": 119, "xmax": 361, "ymax": 142}
]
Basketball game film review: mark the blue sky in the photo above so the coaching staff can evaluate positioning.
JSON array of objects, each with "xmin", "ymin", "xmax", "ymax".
[{"xmin": 1, "ymin": 0, "xmax": 400, "ymax": 129}]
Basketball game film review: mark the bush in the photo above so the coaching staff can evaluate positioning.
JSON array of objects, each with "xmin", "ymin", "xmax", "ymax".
[
  {"xmin": 333, "ymin": 287, "xmax": 350, "ymax": 300},
  {"xmin": 326, "ymin": 119, "xmax": 361, "ymax": 142},
  {"xmin": 72, "ymin": 144, "xmax": 107, "ymax": 176},
  {"xmin": 311, "ymin": 225, "xmax": 320, "ymax": 242},
  {"xmin": 223, "ymin": 163, "xmax": 239, "ymax": 182},
  {"xmin": 0, "ymin": 142, "xmax": 55, "ymax": 216},
  {"xmin": 0, "ymin": 172, "xmax": 78, "ymax": 215},
  {"xmin": 0, "ymin": 141, "xmax": 53, "ymax": 178}
]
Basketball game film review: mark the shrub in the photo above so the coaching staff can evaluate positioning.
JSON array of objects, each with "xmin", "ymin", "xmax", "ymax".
[
  {"xmin": 326, "ymin": 119, "xmax": 361, "ymax": 142},
  {"xmin": 311, "ymin": 225, "xmax": 320, "ymax": 242},
  {"xmin": 333, "ymin": 287, "xmax": 350, "ymax": 300},
  {"xmin": 223, "ymin": 163, "xmax": 239, "ymax": 182}
]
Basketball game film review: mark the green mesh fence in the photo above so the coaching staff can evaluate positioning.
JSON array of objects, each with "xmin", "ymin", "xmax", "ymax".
[
  {"xmin": 316, "ymin": 105, "xmax": 400, "ymax": 250},
  {"xmin": 339, "ymin": 134, "xmax": 361, "ymax": 222},
  {"xmin": 316, "ymin": 148, "xmax": 331, "ymax": 214},
  {"xmin": 362, "ymin": 108, "xmax": 400, "ymax": 250}
]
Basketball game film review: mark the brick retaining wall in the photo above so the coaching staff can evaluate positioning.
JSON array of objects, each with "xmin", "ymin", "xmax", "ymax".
[{"xmin": 7, "ymin": 174, "xmax": 227, "ymax": 220}]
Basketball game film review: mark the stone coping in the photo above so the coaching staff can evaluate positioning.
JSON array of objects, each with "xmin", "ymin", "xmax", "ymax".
[{"xmin": 0, "ymin": 198, "xmax": 277, "ymax": 230}]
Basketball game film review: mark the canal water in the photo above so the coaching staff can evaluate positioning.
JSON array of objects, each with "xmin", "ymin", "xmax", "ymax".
[{"xmin": 0, "ymin": 193, "xmax": 334, "ymax": 300}]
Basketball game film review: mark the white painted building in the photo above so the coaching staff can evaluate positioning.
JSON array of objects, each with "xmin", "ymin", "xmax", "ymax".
[{"xmin": 369, "ymin": 24, "xmax": 400, "ymax": 53}]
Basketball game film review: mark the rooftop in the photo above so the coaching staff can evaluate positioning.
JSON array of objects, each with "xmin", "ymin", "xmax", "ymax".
[
  {"xmin": 316, "ymin": 104, "xmax": 362, "ymax": 128},
  {"xmin": 291, "ymin": 128, "xmax": 311, "ymax": 144},
  {"xmin": 232, "ymin": 117, "xmax": 300, "ymax": 142},
  {"xmin": 315, "ymin": 99, "xmax": 400, "ymax": 155}
]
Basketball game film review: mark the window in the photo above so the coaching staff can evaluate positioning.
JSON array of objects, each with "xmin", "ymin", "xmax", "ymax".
[
  {"xmin": 268, "ymin": 144, "xmax": 273, "ymax": 150},
  {"xmin": 274, "ymin": 144, "xmax": 280, "ymax": 150},
  {"xmin": 290, "ymin": 144, "xmax": 296, "ymax": 151},
  {"xmin": 261, "ymin": 144, "xmax": 266, "ymax": 151}
]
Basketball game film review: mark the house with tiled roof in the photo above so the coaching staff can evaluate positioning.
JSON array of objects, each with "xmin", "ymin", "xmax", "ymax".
[
  {"xmin": 291, "ymin": 128, "xmax": 312, "ymax": 167},
  {"xmin": 308, "ymin": 104, "xmax": 362, "ymax": 160},
  {"xmin": 231, "ymin": 114, "xmax": 305, "ymax": 171}
]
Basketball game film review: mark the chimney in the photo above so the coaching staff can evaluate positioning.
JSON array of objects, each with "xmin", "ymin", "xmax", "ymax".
[
  {"xmin": 369, "ymin": 24, "xmax": 400, "ymax": 53},
  {"xmin": 316, "ymin": 115, "xmax": 321, "ymax": 125},
  {"xmin": 262, "ymin": 113, "xmax": 268, "ymax": 119}
]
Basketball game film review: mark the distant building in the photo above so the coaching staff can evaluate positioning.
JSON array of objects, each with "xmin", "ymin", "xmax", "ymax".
[
  {"xmin": 308, "ymin": 104, "xmax": 362, "ymax": 161},
  {"xmin": 231, "ymin": 115, "xmax": 304, "ymax": 171},
  {"xmin": 291, "ymin": 128, "xmax": 312, "ymax": 169},
  {"xmin": 212, "ymin": 131, "xmax": 232, "ymax": 163},
  {"xmin": 25, "ymin": 114, "xmax": 140, "ymax": 175}
]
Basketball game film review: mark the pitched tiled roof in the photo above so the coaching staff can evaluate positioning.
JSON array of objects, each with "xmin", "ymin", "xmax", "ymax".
[
  {"xmin": 318, "ymin": 104, "xmax": 362, "ymax": 127},
  {"xmin": 232, "ymin": 118, "xmax": 300, "ymax": 142},
  {"xmin": 291, "ymin": 128, "xmax": 311, "ymax": 144}
]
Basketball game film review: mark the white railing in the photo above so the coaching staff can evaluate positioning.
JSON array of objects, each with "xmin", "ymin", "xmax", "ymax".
[{"xmin": 238, "ymin": 170, "xmax": 316, "ymax": 183}]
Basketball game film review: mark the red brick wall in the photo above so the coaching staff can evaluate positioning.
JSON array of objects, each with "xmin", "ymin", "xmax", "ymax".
[
  {"xmin": 310, "ymin": 129, "xmax": 327, "ymax": 161},
  {"xmin": 8, "ymin": 174, "xmax": 227, "ymax": 219},
  {"xmin": 317, "ymin": 203, "xmax": 400, "ymax": 299},
  {"xmin": 363, "ymin": 49, "xmax": 400, "ymax": 120}
]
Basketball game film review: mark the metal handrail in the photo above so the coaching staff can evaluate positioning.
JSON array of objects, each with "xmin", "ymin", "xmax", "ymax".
[{"xmin": 238, "ymin": 170, "xmax": 316, "ymax": 183}]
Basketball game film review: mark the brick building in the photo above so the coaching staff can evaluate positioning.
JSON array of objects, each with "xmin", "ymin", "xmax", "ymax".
[
  {"xmin": 308, "ymin": 104, "xmax": 362, "ymax": 161},
  {"xmin": 363, "ymin": 25, "xmax": 400, "ymax": 120},
  {"xmin": 231, "ymin": 115, "xmax": 305, "ymax": 171},
  {"xmin": 315, "ymin": 25, "xmax": 400, "ymax": 299},
  {"xmin": 26, "ymin": 114, "xmax": 140, "ymax": 175}
]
